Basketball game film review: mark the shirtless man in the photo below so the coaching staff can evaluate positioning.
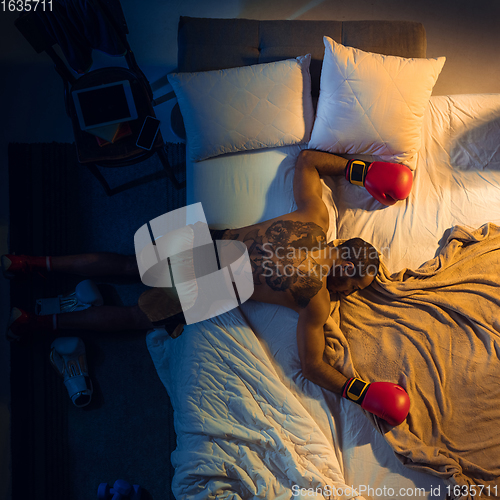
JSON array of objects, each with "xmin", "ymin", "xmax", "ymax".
[
  {"xmin": 208, "ymin": 150, "xmax": 379, "ymax": 395},
  {"xmin": 4, "ymin": 150, "xmax": 411, "ymax": 424}
]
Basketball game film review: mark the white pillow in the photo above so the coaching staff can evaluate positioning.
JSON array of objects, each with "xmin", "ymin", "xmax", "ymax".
[
  {"xmin": 308, "ymin": 37, "xmax": 446, "ymax": 168},
  {"xmin": 168, "ymin": 55, "xmax": 315, "ymax": 162}
]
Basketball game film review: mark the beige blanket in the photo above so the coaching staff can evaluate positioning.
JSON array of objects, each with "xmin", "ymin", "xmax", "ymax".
[{"xmin": 324, "ymin": 223, "xmax": 500, "ymax": 499}]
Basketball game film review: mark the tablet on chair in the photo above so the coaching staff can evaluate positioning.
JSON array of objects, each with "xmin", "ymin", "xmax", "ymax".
[{"xmin": 72, "ymin": 80, "xmax": 138, "ymax": 131}]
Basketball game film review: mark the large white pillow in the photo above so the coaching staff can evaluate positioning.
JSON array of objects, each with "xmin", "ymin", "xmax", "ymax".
[
  {"xmin": 168, "ymin": 55, "xmax": 315, "ymax": 162},
  {"xmin": 308, "ymin": 37, "xmax": 445, "ymax": 168}
]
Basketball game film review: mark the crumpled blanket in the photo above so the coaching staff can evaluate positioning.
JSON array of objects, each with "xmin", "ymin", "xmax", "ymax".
[{"xmin": 324, "ymin": 223, "xmax": 500, "ymax": 499}]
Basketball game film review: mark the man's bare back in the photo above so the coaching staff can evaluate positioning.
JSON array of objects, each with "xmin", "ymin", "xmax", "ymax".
[{"xmin": 220, "ymin": 212, "xmax": 333, "ymax": 313}]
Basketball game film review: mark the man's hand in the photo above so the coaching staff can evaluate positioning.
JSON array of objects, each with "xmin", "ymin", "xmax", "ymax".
[
  {"xmin": 342, "ymin": 377, "xmax": 410, "ymax": 426},
  {"xmin": 345, "ymin": 159, "xmax": 413, "ymax": 206}
]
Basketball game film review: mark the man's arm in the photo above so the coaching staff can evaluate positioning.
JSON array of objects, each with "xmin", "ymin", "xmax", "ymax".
[
  {"xmin": 297, "ymin": 149, "xmax": 349, "ymax": 177},
  {"xmin": 293, "ymin": 150, "xmax": 348, "ymax": 216},
  {"xmin": 296, "ymin": 275, "xmax": 411, "ymax": 426},
  {"xmin": 295, "ymin": 149, "xmax": 414, "ymax": 207},
  {"xmin": 296, "ymin": 290, "xmax": 347, "ymax": 394}
]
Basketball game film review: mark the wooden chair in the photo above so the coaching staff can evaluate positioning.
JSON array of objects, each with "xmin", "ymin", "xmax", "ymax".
[{"xmin": 15, "ymin": 1, "xmax": 185, "ymax": 195}]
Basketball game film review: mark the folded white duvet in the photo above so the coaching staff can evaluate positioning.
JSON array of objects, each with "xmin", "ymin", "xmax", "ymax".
[{"xmin": 147, "ymin": 309, "xmax": 365, "ymax": 500}]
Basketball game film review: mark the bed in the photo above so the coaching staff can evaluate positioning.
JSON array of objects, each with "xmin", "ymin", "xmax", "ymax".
[{"xmin": 146, "ymin": 17, "xmax": 500, "ymax": 499}]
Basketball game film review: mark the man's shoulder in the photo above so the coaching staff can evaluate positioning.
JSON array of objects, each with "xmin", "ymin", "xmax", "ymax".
[{"xmin": 298, "ymin": 287, "xmax": 331, "ymax": 325}]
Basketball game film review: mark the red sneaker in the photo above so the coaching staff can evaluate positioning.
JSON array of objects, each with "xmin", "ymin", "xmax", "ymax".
[
  {"xmin": 6, "ymin": 308, "xmax": 54, "ymax": 342},
  {"xmin": 1, "ymin": 255, "xmax": 48, "ymax": 279}
]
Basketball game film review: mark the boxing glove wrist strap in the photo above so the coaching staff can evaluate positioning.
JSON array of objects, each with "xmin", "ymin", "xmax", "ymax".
[
  {"xmin": 345, "ymin": 159, "xmax": 371, "ymax": 186},
  {"xmin": 342, "ymin": 377, "xmax": 370, "ymax": 405}
]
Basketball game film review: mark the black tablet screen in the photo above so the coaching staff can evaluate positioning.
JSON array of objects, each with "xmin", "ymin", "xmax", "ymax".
[{"xmin": 77, "ymin": 84, "xmax": 131, "ymax": 128}]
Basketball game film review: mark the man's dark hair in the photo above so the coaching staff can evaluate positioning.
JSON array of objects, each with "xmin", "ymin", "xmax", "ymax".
[{"xmin": 335, "ymin": 237, "xmax": 380, "ymax": 279}]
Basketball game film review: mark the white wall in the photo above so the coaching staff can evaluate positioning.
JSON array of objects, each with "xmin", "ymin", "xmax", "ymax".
[{"xmin": 0, "ymin": 0, "xmax": 499, "ymax": 497}]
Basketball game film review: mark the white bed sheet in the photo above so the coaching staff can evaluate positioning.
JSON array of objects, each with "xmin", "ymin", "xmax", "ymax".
[
  {"xmin": 328, "ymin": 94, "xmax": 500, "ymax": 273},
  {"xmin": 149, "ymin": 93, "xmax": 500, "ymax": 498}
]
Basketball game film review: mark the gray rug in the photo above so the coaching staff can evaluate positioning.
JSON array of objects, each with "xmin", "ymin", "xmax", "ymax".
[{"xmin": 8, "ymin": 142, "xmax": 186, "ymax": 500}]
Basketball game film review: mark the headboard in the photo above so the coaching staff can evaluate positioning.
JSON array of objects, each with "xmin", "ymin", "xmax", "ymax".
[
  {"xmin": 175, "ymin": 16, "xmax": 427, "ymax": 101},
  {"xmin": 171, "ymin": 17, "xmax": 427, "ymax": 139}
]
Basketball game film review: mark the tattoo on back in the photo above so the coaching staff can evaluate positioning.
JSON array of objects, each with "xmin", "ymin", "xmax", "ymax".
[
  {"xmin": 241, "ymin": 220, "xmax": 327, "ymax": 308},
  {"xmin": 265, "ymin": 220, "xmax": 327, "ymax": 250}
]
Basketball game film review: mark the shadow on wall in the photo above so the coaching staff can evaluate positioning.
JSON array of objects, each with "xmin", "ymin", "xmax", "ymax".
[
  {"xmin": 450, "ymin": 114, "xmax": 500, "ymax": 171},
  {"xmin": 236, "ymin": 0, "xmax": 500, "ymax": 96}
]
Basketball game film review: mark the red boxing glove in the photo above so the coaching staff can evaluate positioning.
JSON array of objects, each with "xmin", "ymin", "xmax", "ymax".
[
  {"xmin": 345, "ymin": 159, "xmax": 413, "ymax": 206},
  {"xmin": 342, "ymin": 377, "xmax": 410, "ymax": 426}
]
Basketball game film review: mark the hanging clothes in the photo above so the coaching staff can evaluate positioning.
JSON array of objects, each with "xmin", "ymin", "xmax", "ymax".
[{"xmin": 35, "ymin": 0, "xmax": 127, "ymax": 73}]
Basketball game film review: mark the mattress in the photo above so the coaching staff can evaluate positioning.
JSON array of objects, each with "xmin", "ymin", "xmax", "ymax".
[
  {"xmin": 149, "ymin": 93, "xmax": 500, "ymax": 498},
  {"xmin": 185, "ymin": 144, "xmax": 339, "ymax": 243}
]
